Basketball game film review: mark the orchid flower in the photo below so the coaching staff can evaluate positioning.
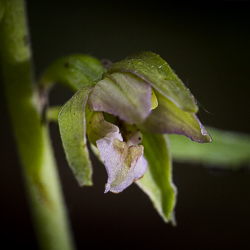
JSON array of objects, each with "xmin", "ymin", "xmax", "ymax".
[
  {"xmin": 54, "ymin": 51, "xmax": 211, "ymax": 222},
  {"xmin": 87, "ymin": 52, "xmax": 211, "ymax": 192}
]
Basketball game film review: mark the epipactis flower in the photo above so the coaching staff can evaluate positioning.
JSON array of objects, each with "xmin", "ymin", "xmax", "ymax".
[
  {"xmin": 57, "ymin": 51, "xmax": 211, "ymax": 222},
  {"xmin": 86, "ymin": 51, "xmax": 211, "ymax": 193}
]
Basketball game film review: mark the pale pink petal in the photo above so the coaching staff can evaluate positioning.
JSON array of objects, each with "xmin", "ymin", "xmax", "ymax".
[
  {"xmin": 88, "ymin": 72, "xmax": 152, "ymax": 124},
  {"xmin": 97, "ymin": 136, "xmax": 148, "ymax": 193}
]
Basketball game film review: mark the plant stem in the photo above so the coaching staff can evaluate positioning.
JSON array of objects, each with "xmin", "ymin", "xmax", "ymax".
[
  {"xmin": 46, "ymin": 106, "xmax": 62, "ymax": 123},
  {"xmin": 0, "ymin": 1, "xmax": 75, "ymax": 249}
]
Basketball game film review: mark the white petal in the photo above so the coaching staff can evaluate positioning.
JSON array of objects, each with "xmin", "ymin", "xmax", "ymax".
[{"xmin": 97, "ymin": 137, "xmax": 148, "ymax": 193}]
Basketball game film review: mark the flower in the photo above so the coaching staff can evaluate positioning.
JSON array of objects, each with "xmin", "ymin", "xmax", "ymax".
[
  {"xmin": 57, "ymin": 51, "xmax": 211, "ymax": 222},
  {"xmin": 86, "ymin": 51, "xmax": 211, "ymax": 193}
]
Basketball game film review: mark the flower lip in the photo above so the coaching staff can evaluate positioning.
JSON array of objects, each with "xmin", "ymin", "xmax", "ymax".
[
  {"xmin": 87, "ymin": 112, "xmax": 148, "ymax": 193},
  {"xmin": 98, "ymin": 137, "xmax": 147, "ymax": 193}
]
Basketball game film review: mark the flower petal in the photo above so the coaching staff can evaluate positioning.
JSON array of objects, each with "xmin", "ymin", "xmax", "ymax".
[
  {"xmin": 108, "ymin": 51, "xmax": 198, "ymax": 113},
  {"xmin": 88, "ymin": 72, "xmax": 152, "ymax": 124},
  {"xmin": 151, "ymin": 88, "xmax": 158, "ymax": 110},
  {"xmin": 97, "ymin": 137, "xmax": 148, "ymax": 193},
  {"xmin": 139, "ymin": 90, "xmax": 212, "ymax": 143},
  {"xmin": 87, "ymin": 112, "xmax": 148, "ymax": 193}
]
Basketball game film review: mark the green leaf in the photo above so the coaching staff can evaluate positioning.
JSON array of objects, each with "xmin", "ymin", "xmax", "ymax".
[
  {"xmin": 169, "ymin": 127, "xmax": 250, "ymax": 169},
  {"xmin": 40, "ymin": 54, "xmax": 106, "ymax": 91},
  {"xmin": 136, "ymin": 131, "xmax": 177, "ymax": 224},
  {"xmin": 58, "ymin": 86, "xmax": 93, "ymax": 186},
  {"xmin": 108, "ymin": 51, "xmax": 198, "ymax": 113}
]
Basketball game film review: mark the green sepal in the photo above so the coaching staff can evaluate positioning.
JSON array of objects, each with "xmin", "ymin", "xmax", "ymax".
[
  {"xmin": 108, "ymin": 51, "xmax": 198, "ymax": 113},
  {"xmin": 40, "ymin": 54, "xmax": 106, "ymax": 91},
  {"xmin": 169, "ymin": 127, "xmax": 250, "ymax": 168},
  {"xmin": 139, "ymin": 90, "xmax": 211, "ymax": 143},
  {"xmin": 136, "ymin": 131, "xmax": 177, "ymax": 224},
  {"xmin": 58, "ymin": 86, "xmax": 93, "ymax": 186}
]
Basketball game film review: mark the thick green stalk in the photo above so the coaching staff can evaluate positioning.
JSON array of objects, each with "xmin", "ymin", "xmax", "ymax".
[{"xmin": 0, "ymin": 1, "xmax": 75, "ymax": 249}]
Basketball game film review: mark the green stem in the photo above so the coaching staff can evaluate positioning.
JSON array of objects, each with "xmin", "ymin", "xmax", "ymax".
[
  {"xmin": 46, "ymin": 106, "xmax": 61, "ymax": 123},
  {"xmin": 0, "ymin": 1, "xmax": 75, "ymax": 249}
]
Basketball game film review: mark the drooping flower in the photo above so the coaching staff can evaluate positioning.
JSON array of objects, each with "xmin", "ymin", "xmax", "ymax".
[
  {"xmin": 56, "ymin": 51, "xmax": 211, "ymax": 222},
  {"xmin": 85, "ymin": 52, "xmax": 211, "ymax": 193}
]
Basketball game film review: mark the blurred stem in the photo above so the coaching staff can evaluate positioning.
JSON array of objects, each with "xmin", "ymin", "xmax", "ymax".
[
  {"xmin": 46, "ymin": 106, "xmax": 61, "ymax": 123},
  {"xmin": 0, "ymin": 1, "xmax": 75, "ymax": 249}
]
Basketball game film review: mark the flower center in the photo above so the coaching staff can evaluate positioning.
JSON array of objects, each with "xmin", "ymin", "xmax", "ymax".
[{"xmin": 103, "ymin": 113, "xmax": 143, "ymax": 146}]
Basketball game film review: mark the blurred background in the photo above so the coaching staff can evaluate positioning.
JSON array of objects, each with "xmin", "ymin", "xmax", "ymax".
[{"xmin": 0, "ymin": 1, "xmax": 250, "ymax": 249}]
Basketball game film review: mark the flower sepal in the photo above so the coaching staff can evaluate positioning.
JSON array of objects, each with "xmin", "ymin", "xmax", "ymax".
[
  {"xmin": 58, "ymin": 86, "xmax": 94, "ymax": 186},
  {"xmin": 136, "ymin": 131, "xmax": 177, "ymax": 224},
  {"xmin": 40, "ymin": 54, "xmax": 106, "ymax": 92},
  {"xmin": 108, "ymin": 51, "xmax": 198, "ymax": 113},
  {"xmin": 139, "ymin": 90, "xmax": 212, "ymax": 143}
]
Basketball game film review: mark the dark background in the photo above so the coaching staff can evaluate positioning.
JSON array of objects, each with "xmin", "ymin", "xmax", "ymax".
[{"xmin": 1, "ymin": 1, "xmax": 250, "ymax": 249}]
